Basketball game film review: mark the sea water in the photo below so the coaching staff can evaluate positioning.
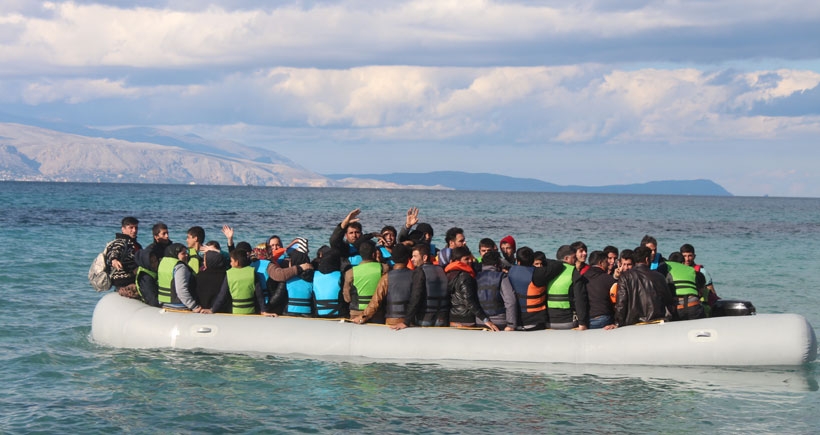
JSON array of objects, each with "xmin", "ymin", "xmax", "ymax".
[{"xmin": 1, "ymin": 181, "xmax": 819, "ymax": 433}]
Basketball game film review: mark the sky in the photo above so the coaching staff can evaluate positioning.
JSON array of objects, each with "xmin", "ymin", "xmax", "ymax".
[{"xmin": 2, "ymin": 1, "xmax": 820, "ymax": 197}]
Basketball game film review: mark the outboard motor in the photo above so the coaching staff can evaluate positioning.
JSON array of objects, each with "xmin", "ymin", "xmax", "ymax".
[{"xmin": 711, "ymin": 299, "xmax": 756, "ymax": 316}]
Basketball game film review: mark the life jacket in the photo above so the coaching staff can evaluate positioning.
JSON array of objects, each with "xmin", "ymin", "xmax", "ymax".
[
  {"xmin": 351, "ymin": 262, "xmax": 383, "ymax": 311},
  {"xmin": 546, "ymin": 263, "xmax": 574, "ymax": 309},
  {"xmin": 650, "ymin": 252, "xmax": 662, "ymax": 271},
  {"xmin": 285, "ymin": 276, "xmax": 313, "ymax": 315},
  {"xmin": 348, "ymin": 243, "xmax": 362, "ymax": 266},
  {"xmin": 385, "ymin": 268, "xmax": 414, "ymax": 318},
  {"xmin": 666, "ymin": 262, "xmax": 699, "ymax": 297},
  {"xmin": 313, "ymin": 270, "xmax": 343, "ymax": 317},
  {"xmin": 157, "ymin": 257, "xmax": 182, "ymax": 304},
  {"xmin": 226, "ymin": 266, "xmax": 256, "ymax": 314},
  {"xmin": 422, "ymin": 263, "xmax": 449, "ymax": 314},
  {"xmin": 134, "ymin": 266, "xmax": 157, "ymax": 303},
  {"xmin": 509, "ymin": 265, "xmax": 544, "ymax": 313},
  {"xmin": 188, "ymin": 248, "xmax": 201, "ymax": 275},
  {"xmin": 476, "ymin": 269, "xmax": 505, "ymax": 316},
  {"xmin": 253, "ymin": 259, "xmax": 271, "ymax": 290},
  {"xmin": 379, "ymin": 246, "xmax": 395, "ymax": 267}
]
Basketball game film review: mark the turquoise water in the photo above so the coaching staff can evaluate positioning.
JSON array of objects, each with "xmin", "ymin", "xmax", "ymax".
[{"xmin": 1, "ymin": 181, "xmax": 819, "ymax": 433}]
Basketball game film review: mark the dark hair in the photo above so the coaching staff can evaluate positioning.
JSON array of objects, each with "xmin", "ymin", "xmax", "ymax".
[
  {"xmin": 588, "ymin": 250, "xmax": 607, "ymax": 267},
  {"xmin": 603, "ymin": 245, "xmax": 619, "ymax": 257},
  {"xmin": 165, "ymin": 243, "xmax": 187, "ymax": 258},
  {"xmin": 556, "ymin": 245, "xmax": 574, "ymax": 261},
  {"xmin": 444, "ymin": 227, "xmax": 464, "ymax": 243},
  {"xmin": 230, "ymin": 249, "xmax": 250, "ymax": 267},
  {"xmin": 187, "ymin": 226, "xmax": 205, "ymax": 244},
  {"xmin": 516, "ymin": 247, "xmax": 534, "ymax": 266},
  {"xmin": 152, "ymin": 222, "xmax": 168, "ymax": 237},
  {"xmin": 122, "ymin": 216, "xmax": 139, "ymax": 227},
  {"xmin": 391, "ymin": 244, "xmax": 411, "ymax": 264},
  {"xmin": 413, "ymin": 243, "xmax": 431, "ymax": 261},
  {"xmin": 381, "ymin": 225, "xmax": 397, "ymax": 237},
  {"xmin": 479, "ymin": 238, "xmax": 496, "ymax": 249},
  {"xmin": 451, "ymin": 246, "xmax": 472, "ymax": 261},
  {"xmin": 640, "ymin": 235, "xmax": 657, "ymax": 247},
  {"xmin": 346, "ymin": 221, "xmax": 363, "ymax": 231},
  {"xmin": 358, "ymin": 240, "xmax": 377, "ymax": 260},
  {"xmin": 570, "ymin": 241, "xmax": 587, "ymax": 252},
  {"xmin": 633, "ymin": 246, "xmax": 653, "ymax": 263},
  {"xmin": 481, "ymin": 251, "xmax": 501, "ymax": 267},
  {"xmin": 205, "ymin": 240, "xmax": 221, "ymax": 250},
  {"xmin": 620, "ymin": 249, "xmax": 634, "ymax": 261},
  {"xmin": 679, "ymin": 243, "xmax": 695, "ymax": 255},
  {"xmin": 416, "ymin": 223, "xmax": 434, "ymax": 238},
  {"xmin": 533, "ymin": 250, "xmax": 547, "ymax": 265},
  {"xmin": 668, "ymin": 251, "xmax": 684, "ymax": 263},
  {"xmin": 236, "ymin": 241, "xmax": 253, "ymax": 252}
]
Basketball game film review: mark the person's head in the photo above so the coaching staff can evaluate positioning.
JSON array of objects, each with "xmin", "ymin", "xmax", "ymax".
[
  {"xmin": 187, "ymin": 226, "xmax": 205, "ymax": 248},
  {"xmin": 533, "ymin": 251, "xmax": 547, "ymax": 268},
  {"xmin": 357, "ymin": 240, "xmax": 377, "ymax": 261},
  {"xmin": 680, "ymin": 243, "xmax": 696, "ymax": 266},
  {"xmin": 640, "ymin": 235, "xmax": 658, "ymax": 257},
  {"xmin": 390, "ymin": 244, "xmax": 411, "ymax": 265},
  {"xmin": 570, "ymin": 241, "xmax": 588, "ymax": 263},
  {"xmin": 236, "ymin": 241, "xmax": 253, "ymax": 252},
  {"xmin": 267, "ymin": 235, "xmax": 283, "ymax": 253},
  {"xmin": 165, "ymin": 243, "xmax": 188, "ymax": 261},
  {"xmin": 412, "ymin": 244, "xmax": 431, "ymax": 267},
  {"xmin": 478, "ymin": 238, "xmax": 497, "ymax": 258},
  {"xmin": 556, "ymin": 245, "xmax": 576, "ymax": 264},
  {"xmin": 205, "ymin": 240, "xmax": 221, "ymax": 250},
  {"xmin": 619, "ymin": 249, "xmax": 635, "ymax": 270},
  {"xmin": 603, "ymin": 245, "xmax": 619, "ymax": 271},
  {"xmin": 668, "ymin": 251, "xmax": 684, "ymax": 263},
  {"xmin": 445, "ymin": 227, "xmax": 465, "ymax": 248},
  {"xmin": 515, "ymin": 247, "xmax": 535, "ymax": 267},
  {"xmin": 380, "ymin": 225, "xmax": 397, "ymax": 248},
  {"xmin": 416, "ymin": 223, "xmax": 434, "ymax": 243},
  {"xmin": 481, "ymin": 251, "xmax": 501, "ymax": 268},
  {"xmin": 203, "ymin": 251, "xmax": 226, "ymax": 271},
  {"xmin": 121, "ymin": 216, "xmax": 139, "ymax": 239},
  {"xmin": 633, "ymin": 246, "xmax": 653, "ymax": 265},
  {"xmin": 230, "ymin": 249, "xmax": 250, "ymax": 268},
  {"xmin": 318, "ymin": 249, "xmax": 341, "ymax": 273},
  {"xmin": 451, "ymin": 246, "xmax": 472, "ymax": 264},
  {"xmin": 588, "ymin": 250, "xmax": 607, "ymax": 269},
  {"xmin": 499, "ymin": 235, "xmax": 516, "ymax": 259},
  {"xmin": 345, "ymin": 221, "xmax": 363, "ymax": 244},
  {"xmin": 152, "ymin": 222, "xmax": 169, "ymax": 244}
]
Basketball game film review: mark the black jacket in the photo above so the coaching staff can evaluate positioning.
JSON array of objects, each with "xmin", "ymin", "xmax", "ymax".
[
  {"xmin": 584, "ymin": 266, "xmax": 616, "ymax": 320},
  {"xmin": 447, "ymin": 269, "xmax": 489, "ymax": 324},
  {"xmin": 614, "ymin": 263, "xmax": 676, "ymax": 326}
]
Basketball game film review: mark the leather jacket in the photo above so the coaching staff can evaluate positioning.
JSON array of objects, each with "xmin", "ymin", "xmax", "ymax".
[{"xmin": 614, "ymin": 263, "xmax": 676, "ymax": 326}]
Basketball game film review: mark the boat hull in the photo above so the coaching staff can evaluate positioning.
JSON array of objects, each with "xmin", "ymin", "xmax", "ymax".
[{"xmin": 91, "ymin": 293, "xmax": 817, "ymax": 366}]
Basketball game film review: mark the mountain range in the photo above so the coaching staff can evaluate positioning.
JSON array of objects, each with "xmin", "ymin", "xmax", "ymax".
[{"xmin": 0, "ymin": 120, "xmax": 731, "ymax": 195}]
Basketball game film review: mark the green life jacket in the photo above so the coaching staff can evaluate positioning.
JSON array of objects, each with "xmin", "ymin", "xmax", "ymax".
[
  {"xmin": 157, "ymin": 257, "xmax": 181, "ymax": 304},
  {"xmin": 135, "ymin": 266, "xmax": 157, "ymax": 302},
  {"xmin": 667, "ymin": 262, "xmax": 699, "ymax": 297},
  {"xmin": 351, "ymin": 262, "xmax": 383, "ymax": 311},
  {"xmin": 546, "ymin": 263, "xmax": 574, "ymax": 310},
  {"xmin": 226, "ymin": 266, "xmax": 256, "ymax": 314},
  {"xmin": 188, "ymin": 248, "xmax": 201, "ymax": 275}
]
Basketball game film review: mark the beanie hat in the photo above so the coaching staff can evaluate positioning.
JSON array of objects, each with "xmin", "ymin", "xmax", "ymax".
[
  {"xmin": 500, "ymin": 235, "xmax": 516, "ymax": 252},
  {"xmin": 287, "ymin": 237, "xmax": 309, "ymax": 255}
]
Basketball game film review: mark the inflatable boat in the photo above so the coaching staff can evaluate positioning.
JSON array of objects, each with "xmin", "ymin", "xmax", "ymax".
[{"xmin": 91, "ymin": 293, "xmax": 817, "ymax": 366}]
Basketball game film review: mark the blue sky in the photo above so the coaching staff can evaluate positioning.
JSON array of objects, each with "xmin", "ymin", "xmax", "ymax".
[{"xmin": 2, "ymin": 1, "xmax": 820, "ymax": 196}]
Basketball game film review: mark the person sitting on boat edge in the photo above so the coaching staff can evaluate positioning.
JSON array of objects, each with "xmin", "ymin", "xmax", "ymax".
[
  {"xmin": 446, "ymin": 247, "xmax": 499, "ymax": 331},
  {"xmin": 474, "ymin": 251, "xmax": 517, "ymax": 331},
  {"xmin": 313, "ymin": 249, "xmax": 345, "ymax": 318},
  {"xmin": 343, "ymin": 240, "xmax": 388, "ymax": 322},
  {"xmin": 133, "ymin": 247, "xmax": 160, "ymax": 307},
  {"xmin": 666, "ymin": 252, "xmax": 706, "ymax": 321},
  {"xmin": 353, "ymin": 244, "xmax": 413, "ymax": 325},
  {"xmin": 107, "ymin": 216, "xmax": 142, "ymax": 299},
  {"xmin": 534, "ymin": 245, "xmax": 588, "ymax": 330},
  {"xmin": 680, "ymin": 243, "xmax": 720, "ymax": 315},
  {"xmin": 583, "ymin": 250, "xmax": 617, "ymax": 329},
  {"xmin": 613, "ymin": 246, "xmax": 676, "ymax": 327},
  {"xmin": 157, "ymin": 243, "xmax": 201, "ymax": 312},
  {"xmin": 204, "ymin": 248, "xmax": 266, "ymax": 315},
  {"xmin": 391, "ymin": 243, "xmax": 450, "ymax": 330},
  {"xmin": 509, "ymin": 247, "xmax": 546, "ymax": 331}
]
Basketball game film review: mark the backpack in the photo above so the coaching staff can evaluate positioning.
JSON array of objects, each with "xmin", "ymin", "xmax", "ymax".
[{"xmin": 89, "ymin": 241, "xmax": 116, "ymax": 292}]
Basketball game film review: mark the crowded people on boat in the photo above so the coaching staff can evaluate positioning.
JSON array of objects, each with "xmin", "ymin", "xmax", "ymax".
[{"xmin": 107, "ymin": 209, "xmax": 724, "ymax": 331}]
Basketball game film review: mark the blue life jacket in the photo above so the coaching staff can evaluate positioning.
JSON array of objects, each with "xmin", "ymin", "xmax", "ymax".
[
  {"xmin": 313, "ymin": 270, "xmax": 342, "ymax": 317},
  {"xmin": 476, "ymin": 269, "xmax": 505, "ymax": 316},
  {"xmin": 285, "ymin": 277, "xmax": 313, "ymax": 315}
]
